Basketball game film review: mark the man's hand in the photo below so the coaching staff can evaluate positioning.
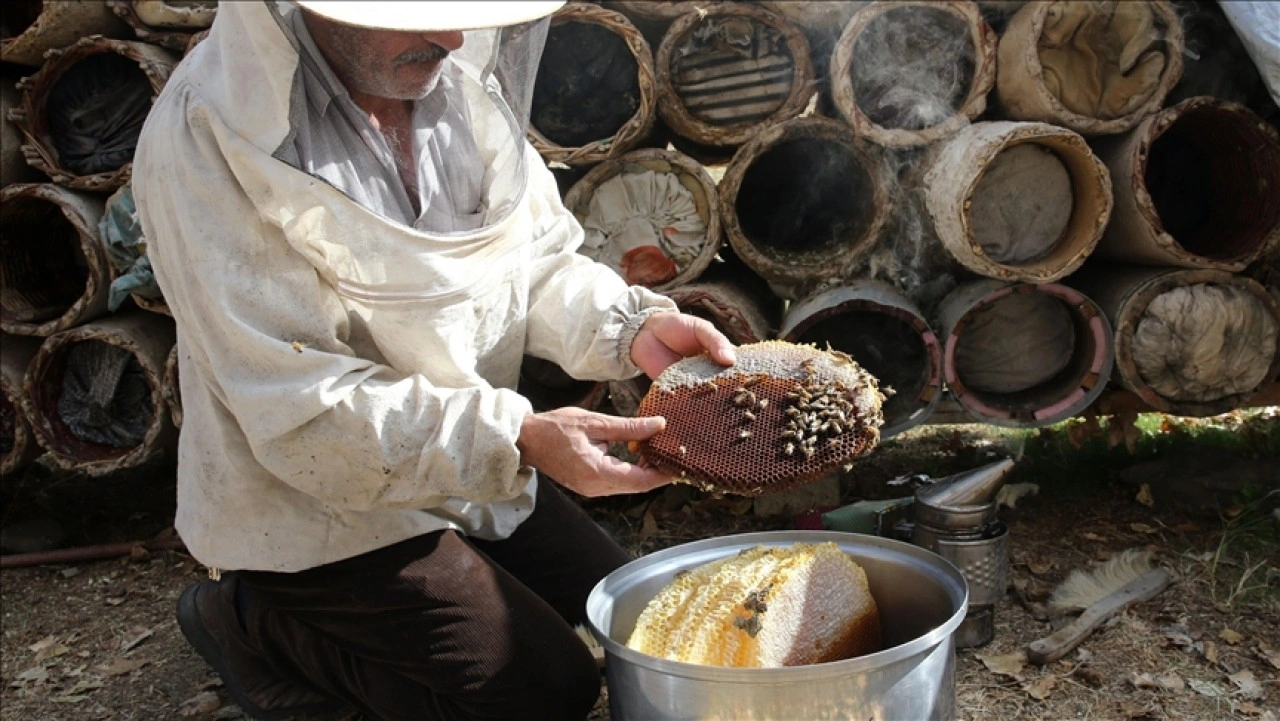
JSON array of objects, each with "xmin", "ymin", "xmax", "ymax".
[
  {"xmin": 517, "ymin": 406, "xmax": 672, "ymax": 497},
  {"xmin": 630, "ymin": 311, "xmax": 736, "ymax": 380}
]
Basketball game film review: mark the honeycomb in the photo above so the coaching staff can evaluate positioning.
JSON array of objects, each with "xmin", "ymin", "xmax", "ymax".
[
  {"xmin": 637, "ymin": 340, "xmax": 884, "ymax": 495},
  {"xmin": 626, "ymin": 542, "xmax": 883, "ymax": 667}
]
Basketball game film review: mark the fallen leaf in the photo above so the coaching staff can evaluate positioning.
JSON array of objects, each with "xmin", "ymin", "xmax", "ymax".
[
  {"xmin": 180, "ymin": 691, "xmax": 222, "ymax": 718},
  {"xmin": 1129, "ymin": 522, "xmax": 1158, "ymax": 534},
  {"xmin": 105, "ymin": 597, "xmax": 126, "ymax": 607},
  {"xmin": 59, "ymin": 567, "xmax": 82, "ymax": 579},
  {"xmin": 1022, "ymin": 675, "xmax": 1056, "ymax": 700},
  {"xmin": 28, "ymin": 635, "xmax": 58, "ymax": 654},
  {"xmin": 97, "ymin": 658, "xmax": 150, "ymax": 677},
  {"xmin": 1218, "ymin": 628, "xmax": 1244, "ymax": 645},
  {"xmin": 11, "ymin": 665, "xmax": 50, "ymax": 687},
  {"xmin": 977, "ymin": 651, "xmax": 1026, "ymax": 679},
  {"xmin": 32, "ymin": 639, "xmax": 70, "ymax": 664},
  {"xmin": 1082, "ymin": 532, "xmax": 1105, "ymax": 542},
  {"xmin": 1202, "ymin": 640, "xmax": 1219, "ymax": 664},
  {"xmin": 1237, "ymin": 702, "xmax": 1268, "ymax": 717},
  {"xmin": 1075, "ymin": 666, "xmax": 1106, "ymax": 688},
  {"xmin": 1187, "ymin": 678, "xmax": 1227, "ymax": 698},
  {"xmin": 1229, "ymin": 670, "xmax": 1263, "ymax": 699},
  {"xmin": 1119, "ymin": 701, "xmax": 1163, "ymax": 720},
  {"xmin": 1162, "ymin": 624, "xmax": 1196, "ymax": 649},
  {"xmin": 1154, "ymin": 673, "xmax": 1185, "ymax": 691},
  {"xmin": 1135, "ymin": 483, "xmax": 1155, "ymax": 508}
]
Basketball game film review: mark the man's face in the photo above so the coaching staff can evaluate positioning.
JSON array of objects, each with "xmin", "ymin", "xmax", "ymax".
[{"xmin": 306, "ymin": 17, "xmax": 465, "ymax": 101}]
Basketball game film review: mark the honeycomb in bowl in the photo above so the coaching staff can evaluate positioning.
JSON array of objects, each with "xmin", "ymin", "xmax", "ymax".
[
  {"xmin": 637, "ymin": 340, "xmax": 885, "ymax": 495},
  {"xmin": 626, "ymin": 541, "xmax": 883, "ymax": 667}
]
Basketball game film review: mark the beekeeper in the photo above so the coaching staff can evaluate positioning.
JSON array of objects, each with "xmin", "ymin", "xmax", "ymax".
[{"xmin": 132, "ymin": 2, "xmax": 735, "ymax": 719}]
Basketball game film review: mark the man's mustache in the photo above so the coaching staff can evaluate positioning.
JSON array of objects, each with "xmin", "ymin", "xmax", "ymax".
[{"xmin": 396, "ymin": 44, "xmax": 449, "ymax": 66}]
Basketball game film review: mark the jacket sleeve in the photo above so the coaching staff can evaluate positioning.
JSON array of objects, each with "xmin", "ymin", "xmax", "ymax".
[
  {"xmin": 134, "ymin": 85, "xmax": 533, "ymax": 513},
  {"xmin": 521, "ymin": 146, "xmax": 679, "ymax": 381}
]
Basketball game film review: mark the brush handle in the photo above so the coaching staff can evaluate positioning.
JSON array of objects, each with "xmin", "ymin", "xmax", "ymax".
[{"xmin": 1026, "ymin": 568, "xmax": 1171, "ymax": 665}]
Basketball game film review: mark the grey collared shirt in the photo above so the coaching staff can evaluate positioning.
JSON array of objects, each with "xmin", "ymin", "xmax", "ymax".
[{"xmin": 273, "ymin": 7, "xmax": 486, "ymax": 233}]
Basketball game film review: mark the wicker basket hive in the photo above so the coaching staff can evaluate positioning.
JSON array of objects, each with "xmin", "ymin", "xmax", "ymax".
[
  {"xmin": 1088, "ymin": 97, "xmax": 1280, "ymax": 272},
  {"xmin": 830, "ymin": 0, "xmax": 997, "ymax": 148},
  {"xmin": 107, "ymin": 0, "xmax": 218, "ymax": 53},
  {"xmin": 1068, "ymin": 265, "xmax": 1280, "ymax": 417},
  {"xmin": 0, "ymin": 0, "xmax": 131, "ymax": 67},
  {"xmin": 937, "ymin": 279, "xmax": 1114, "ymax": 427},
  {"xmin": 1, "ymin": 183, "xmax": 110, "ymax": 337},
  {"xmin": 654, "ymin": 2, "xmax": 815, "ymax": 151},
  {"xmin": 564, "ymin": 148, "xmax": 721, "ymax": 292},
  {"xmin": 21, "ymin": 311, "xmax": 177, "ymax": 475},
  {"xmin": 994, "ymin": 0, "xmax": 1184, "ymax": 136},
  {"xmin": 530, "ymin": 3, "xmax": 658, "ymax": 166},
  {"xmin": 8, "ymin": 35, "xmax": 178, "ymax": 191},
  {"xmin": 921, "ymin": 120, "xmax": 1113, "ymax": 283},
  {"xmin": 719, "ymin": 115, "xmax": 893, "ymax": 300}
]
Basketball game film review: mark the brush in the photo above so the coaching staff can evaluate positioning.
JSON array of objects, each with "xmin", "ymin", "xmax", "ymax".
[{"xmin": 1027, "ymin": 549, "xmax": 1171, "ymax": 665}]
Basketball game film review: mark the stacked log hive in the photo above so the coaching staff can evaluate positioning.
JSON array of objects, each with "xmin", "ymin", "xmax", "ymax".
[
  {"xmin": 0, "ymin": 1, "xmax": 209, "ymax": 479},
  {"xmin": 1, "ymin": 0, "xmax": 1278, "ymax": 488}
]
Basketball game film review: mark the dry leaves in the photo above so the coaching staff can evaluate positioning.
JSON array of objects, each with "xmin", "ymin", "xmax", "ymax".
[
  {"xmin": 1228, "ymin": 670, "xmax": 1264, "ymax": 700},
  {"xmin": 96, "ymin": 657, "xmax": 150, "ymax": 677},
  {"xmin": 1022, "ymin": 675, "xmax": 1057, "ymax": 700},
  {"xmin": 29, "ymin": 635, "xmax": 71, "ymax": 664},
  {"xmin": 1135, "ymin": 484, "xmax": 1156, "ymax": 509},
  {"xmin": 1130, "ymin": 672, "xmax": 1185, "ymax": 691},
  {"xmin": 179, "ymin": 691, "xmax": 221, "ymax": 718},
  {"xmin": 1218, "ymin": 627, "xmax": 1245, "ymax": 645},
  {"xmin": 976, "ymin": 650, "xmax": 1027, "ymax": 678}
]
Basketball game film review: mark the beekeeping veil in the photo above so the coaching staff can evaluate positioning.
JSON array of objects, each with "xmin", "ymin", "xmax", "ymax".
[{"xmin": 287, "ymin": 0, "xmax": 562, "ymax": 232}]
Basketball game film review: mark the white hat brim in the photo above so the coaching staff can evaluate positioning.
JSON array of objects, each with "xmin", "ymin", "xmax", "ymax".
[{"xmin": 294, "ymin": 1, "xmax": 566, "ymax": 32}]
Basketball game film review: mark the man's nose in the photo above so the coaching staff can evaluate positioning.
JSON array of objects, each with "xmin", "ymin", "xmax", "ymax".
[{"xmin": 422, "ymin": 30, "xmax": 464, "ymax": 52}]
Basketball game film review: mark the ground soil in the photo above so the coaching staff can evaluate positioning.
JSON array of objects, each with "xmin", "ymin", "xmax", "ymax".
[{"xmin": 2, "ymin": 417, "xmax": 1277, "ymax": 721}]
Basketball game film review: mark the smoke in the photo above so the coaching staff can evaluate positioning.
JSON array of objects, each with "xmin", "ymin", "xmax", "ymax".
[{"xmin": 846, "ymin": 5, "xmax": 977, "ymax": 131}]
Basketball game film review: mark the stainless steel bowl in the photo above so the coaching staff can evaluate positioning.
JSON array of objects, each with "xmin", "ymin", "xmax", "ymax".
[{"xmin": 587, "ymin": 530, "xmax": 969, "ymax": 721}]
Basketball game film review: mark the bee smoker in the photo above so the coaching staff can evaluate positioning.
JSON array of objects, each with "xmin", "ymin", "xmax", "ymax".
[{"xmin": 908, "ymin": 458, "xmax": 1013, "ymax": 648}]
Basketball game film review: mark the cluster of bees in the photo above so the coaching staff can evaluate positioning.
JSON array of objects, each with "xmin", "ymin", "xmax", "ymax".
[{"xmin": 777, "ymin": 381, "xmax": 859, "ymax": 462}]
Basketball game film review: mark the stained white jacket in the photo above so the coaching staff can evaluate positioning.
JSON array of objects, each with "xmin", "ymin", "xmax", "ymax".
[{"xmin": 134, "ymin": 2, "xmax": 675, "ymax": 572}]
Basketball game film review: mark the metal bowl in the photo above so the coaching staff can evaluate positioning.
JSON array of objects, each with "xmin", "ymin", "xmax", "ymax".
[{"xmin": 587, "ymin": 530, "xmax": 969, "ymax": 721}]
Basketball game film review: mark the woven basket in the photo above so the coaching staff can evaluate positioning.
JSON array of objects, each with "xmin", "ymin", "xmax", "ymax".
[
  {"xmin": 563, "ymin": 148, "xmax": 721, "ymax": 292},
  {"xmin": 529, "ymin": 3, "xmax": 657, "ymax": 166},
  {"xmin": 107, "ymin": 0, "xmax": 217, "ymax": 52},
  {"xmin": 21, "ymin": 311, "xmax": 177, "ymax": 475},
  {"xmin": 1, "ymin": 333, "xmax": 44, "ymax": 477},
  {"xmin": 2, "ymin": 76, "xmax": 43, "ymax": 188},
  {"xmin": 655, "ymin": 2, "xmax": 815, "ymax": 149},
  {"xmin": 936, "ymin": 279, "xmax": 1114, "ymax": 428},
  {"xmin": 995, "ymin": 0, "xmax": 1183, "ymax": 135},
  {"xmin": 921, "ymin": 120, "xmax": 1112, "ymax": 283},
  {"xmin": 781, "ymin": 280, "xmax": 943, "ymax": 438},
  {"xmin": 830, "ymin": 1, "xmax": 996, "ymax": 148},
  {"xmin": 0, "ymin": 1, "xmax": 131, "ymax": 67},
  {"xmin": 1090, "ymin": 98, "xmax": 1280, "ymax": 272},
  {"xmin": 1, "ymin": 183, "xmax": 110, "ymax": 336},
  {"xmin": 719, "ymin": 115, "xmax": 891, "ymax": 300},
  {"xmin": 8, "ymin": 36, "xmax": 178, "ymax": 191},
  {"xmin": 1069, "ymin": 266, "xmax": 1280, "ymax": 417}
]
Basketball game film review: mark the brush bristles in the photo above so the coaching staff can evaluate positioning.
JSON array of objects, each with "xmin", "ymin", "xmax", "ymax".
[{"xmin": 1048, "ymin": 549, "xmax": 1155, "ymax": 614}]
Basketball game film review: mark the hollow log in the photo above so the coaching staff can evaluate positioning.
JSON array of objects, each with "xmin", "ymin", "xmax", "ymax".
[
  {"xmin": 830, "ymin": 0, "xmax": 997, "ymax": 148},
  {"xmin": 1089, "ymin": 98, "xmax": 1280, "ymax": 272},
  {"xmin": 8, "ymin": 36, "xmax": 178, "ymax": 191},
  {"xmin": 1068, "ymin": 265, "xmax": 1280, "ymax": 417},
  {"xmin": 922, "ymin": 120, "xmax": 1112, "ymax": 283},
  {"xmin": 107, "ymin": 0, "xmax": 217, "ymax": 52},
  {"xmin": 0, "ymin": 0, "xmax": 131, "ymax": 67},
  {"xmin": 21, "ymin": 311, "xmax": 177, "ymax": 475},
  {"xmin": 607, "ymin": 1, "xmax": 698, "ymax": 49},
  {"xmin": 564, "ymin": 148, "xmax": 721, "ymax": 291},
  {"xmin": 655, "ymin": 2, "xmax": 815, "ymax": 150},
  {"xmin": 1, "ymin": 333, "xmax": 43, "ymax": 476},
  {"xmin": 719, "ymin": 115, "xmax": 892, "ymax": 300},
  {"xmin": 781, "ymin": 280, "xmax": 943, "ymax": 437},
  {"xmin": 530, "ymin": 3, "xmax": 658, "ymax": 166},
  {"xmin": 995, "ymin": 0, "xmax": 1183, "ymax": 135},
  {"xmin": 937, "ymin": 279, "xmax": 1114, "ymax": 427},
  {"xmin": 1, "ymin": 183, "xmax": 109, "ymax": 336}
]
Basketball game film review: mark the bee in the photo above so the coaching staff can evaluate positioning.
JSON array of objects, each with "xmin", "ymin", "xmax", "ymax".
[
  {"xmin": 782, "ymin": 442, "xmax": 795, "ymax": 457},
  {"xmin": 742, "ymin": 410, "xmax": 756, "ymax": 423},
  {"xmin": 756, "ymin": 398, "xmax": 769, "ymax": 409},
  {"xmin": 737, "ymin": 429, "xmax": 752, "ymax": 440},
  {"xmin": 290, "ymin": 341, "xmax": 306, "ymax": 353},
  {"xmin": 678, "ymin": 445, "xmax": 688, "ymax": 456}
]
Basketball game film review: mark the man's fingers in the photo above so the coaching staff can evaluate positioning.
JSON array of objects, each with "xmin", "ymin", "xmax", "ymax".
[
  {"xmin": 591, "ymin": 414, "xmax": 666, "ymax": 442},
  {"xmin": 695, "ymin": 320, "xmax": 736, "ymax": 366}
]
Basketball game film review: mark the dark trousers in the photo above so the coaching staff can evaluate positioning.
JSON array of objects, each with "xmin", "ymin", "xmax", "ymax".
[{"xmin": 237, "ymin": 480, "xmax": 629, "ymax": 721}]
